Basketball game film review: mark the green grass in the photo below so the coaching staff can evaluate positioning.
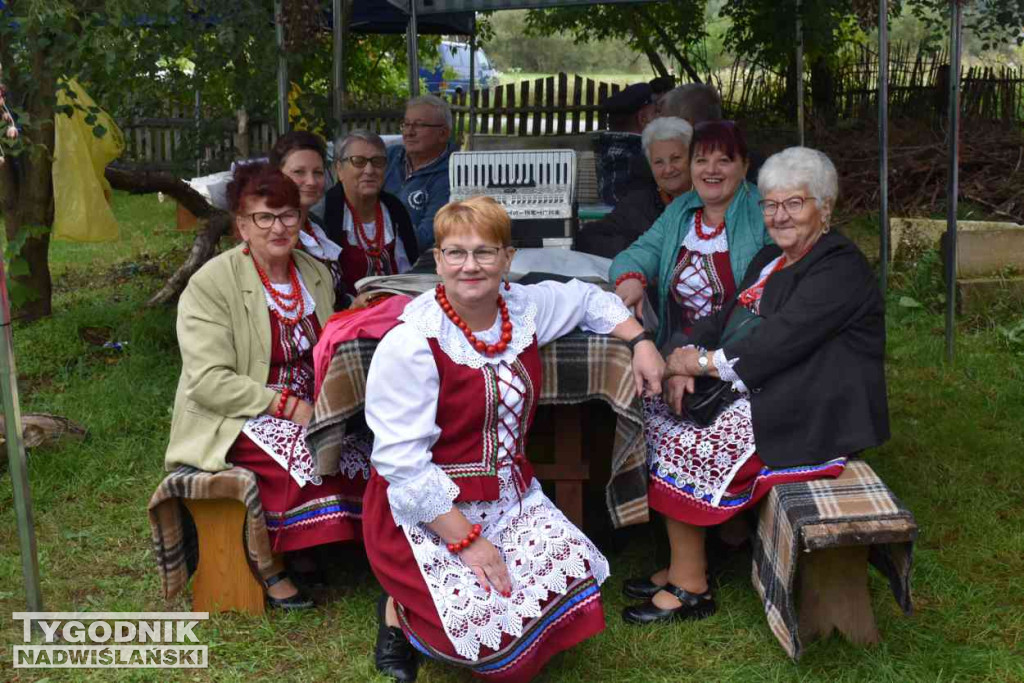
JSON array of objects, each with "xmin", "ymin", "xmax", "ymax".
[{"xmin": 1, "ymin": 193, "xmax": 1024, "ymax": 681}]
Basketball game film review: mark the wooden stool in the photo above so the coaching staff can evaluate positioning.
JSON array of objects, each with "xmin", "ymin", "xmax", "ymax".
[
  {"xmin": 797, "ymin": 518, "xmax": 917, "ymax": 647},
  {"xmin": 183, "ymin": 498, "xmax": 265, "ymax": 615}
]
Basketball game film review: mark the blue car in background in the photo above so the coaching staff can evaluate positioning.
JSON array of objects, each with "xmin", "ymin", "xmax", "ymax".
[{"xmin": 420, "ymin": 40, "xmax": 497, "ymax": 95}]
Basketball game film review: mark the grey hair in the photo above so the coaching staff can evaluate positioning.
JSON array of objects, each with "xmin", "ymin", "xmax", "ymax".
[
  {"xmin": 405, "ymin": 94, "xmax": 453, "ymax": 130},
  {"xmin": 658, "ymin": 83, "xmax": 722, "ymax": 124},
  {"xmin": 757, "ymin": 147, "xmax": 839, "ymax": 208},
  {"xmin": 641, "ymin": 117, "xmax": 694, "ymax": 158},
  {"xmin": 334, "ymin": 129, "xmax": 387, "ymax": 163}
]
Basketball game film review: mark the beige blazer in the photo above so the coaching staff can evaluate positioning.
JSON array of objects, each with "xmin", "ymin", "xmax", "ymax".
[{"xmin": 164, "ymin": 244, "xmax": 334, "ymax": 472}]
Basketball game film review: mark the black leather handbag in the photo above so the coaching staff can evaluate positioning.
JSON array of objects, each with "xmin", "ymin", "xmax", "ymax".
[{"xmin": 682, "ymin": 306, "xmax": 763, "ymax": 427}]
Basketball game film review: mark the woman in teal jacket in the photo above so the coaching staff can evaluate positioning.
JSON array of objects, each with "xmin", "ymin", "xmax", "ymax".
[
  {"xmin": 608, "ymin": 122, "xmax": 771, "ymax": 625},
  {"xmin": 609, "ymin": 121, "xmax": 772, "ymax": 352}
]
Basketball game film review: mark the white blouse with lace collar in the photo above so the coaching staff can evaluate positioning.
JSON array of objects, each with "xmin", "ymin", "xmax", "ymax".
[{"xmin": 364, "ymin": 280, "xmax": 630, "ymax": 527}]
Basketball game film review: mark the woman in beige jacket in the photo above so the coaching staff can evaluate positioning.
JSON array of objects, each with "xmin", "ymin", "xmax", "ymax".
[{"xmin": 165, "ymin": 164, "xmax": 365, "ymax": 609}]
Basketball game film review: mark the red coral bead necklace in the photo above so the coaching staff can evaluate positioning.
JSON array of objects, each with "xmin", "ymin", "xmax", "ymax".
[
  {"xmin": 435, "ymin": 284, "xmax": 513, "ymax": 356},
  {"xmin": 249, "ymin": 252, "xmax": 305, "ymax": 325},
  {"xmin": 694, "ymin": 207, "xmax": 726, "ymax": 240}
]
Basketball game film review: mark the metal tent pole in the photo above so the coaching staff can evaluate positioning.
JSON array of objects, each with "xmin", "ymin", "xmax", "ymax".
[
  {"xmin": 945, "ymin": 0, "xmax": 963, "ymax": 362},
  {"xmin": 0, "ymin": 257, "xmax": 43, "ymax": 615},
  {"xmin": 407, "ymin": 1, "xmax": 420, "ymax": 96},
  {"xmin": 332, "ymin": 0, "xmax": 346, "ymax": 136},
  {"xmin": 879, "ymin": 0, "xmax": 890, "ymax": 294},
  {"xmin": 274, "ymin": 0, "xmax": 289, "ymax": 135},
  {"xmin": 795, "ymin": 0, "xmax": 805, "ymax": 146},
  {"xmin": 469, "ymin": 31, "xmax": 477, "ymax": 138}
]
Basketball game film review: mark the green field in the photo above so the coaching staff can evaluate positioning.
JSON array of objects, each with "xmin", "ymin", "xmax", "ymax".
[{"xmin": 1, "ymin": 192, "xmax": 1023, "ymax": 681}]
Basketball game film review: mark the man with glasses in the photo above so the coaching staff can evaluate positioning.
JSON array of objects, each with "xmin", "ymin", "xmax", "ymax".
[{"xmin": 384, "ymin": 94, "xmax": 457, "ymax": 248}]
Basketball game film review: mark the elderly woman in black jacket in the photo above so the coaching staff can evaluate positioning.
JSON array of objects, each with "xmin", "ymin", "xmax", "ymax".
[
  {"xmin": 576, "ymin": 117, "xmax": 693, "ymax": 259},
  {"xmin": 622, "ymin": 146, "xmax": 889, "ymax": 625}
]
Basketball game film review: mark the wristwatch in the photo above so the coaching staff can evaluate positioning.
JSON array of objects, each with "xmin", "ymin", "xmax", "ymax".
[
  {"xmin": 626, "ymin": 330, "xmax": 654, "ymax": 351},
  {"xmin": 696, "ymin": 352, "xmax": 710, "ymax": 376}
]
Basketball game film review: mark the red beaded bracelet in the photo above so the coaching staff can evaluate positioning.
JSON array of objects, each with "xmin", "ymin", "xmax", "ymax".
[
  {"xmin": 614, "ymin": 271, "xmax": 648, "ymax": 289},
  {"xmin": 274, "ymin": 388, "xmax": 291, "ymax": 419},
  {"xmin": 447, "ymin": 524, "xmax": 482, "ymax": 553}
]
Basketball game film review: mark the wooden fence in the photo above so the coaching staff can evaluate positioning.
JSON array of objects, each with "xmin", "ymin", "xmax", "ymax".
[
  {"xmin": 335, "ymin": 74, "xmax": 624, "ymax": 138},
  {"xmin": 117, "ymin": 49, "xmax": 1024, "ymax": 172}
]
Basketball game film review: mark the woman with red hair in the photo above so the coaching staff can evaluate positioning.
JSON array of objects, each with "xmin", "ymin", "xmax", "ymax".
[{"xmin": 164, "ymin": 164, "xmax": 365, "ymax": 610}]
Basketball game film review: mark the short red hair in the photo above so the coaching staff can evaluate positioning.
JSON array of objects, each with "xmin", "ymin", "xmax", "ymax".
[
  {"xmin": 226, "ymin": 163, "xmax": 301, "ymax": 214},
  {"xmin": 690, "ymin": 120, "xmax": 748, "ymax": 163},
  {"xmin": 433, "ymin": 196, "xmax": 512, "ymax": 247}
]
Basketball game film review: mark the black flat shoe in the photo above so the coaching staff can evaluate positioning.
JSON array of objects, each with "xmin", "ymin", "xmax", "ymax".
[
  {"xmin": 375, "ymin": 594, "xmax": 419, "ymax": 682},
  {"xmin": 622, "ymin": 576, "xmax": 666, "ymax": 601},
  {"xmin": 263, "ymin": 572, "xmax": 315, "ymax": 610},
  {"xmin": 622, "ymin": 583, "xmax": 716, "ymax": 625}
]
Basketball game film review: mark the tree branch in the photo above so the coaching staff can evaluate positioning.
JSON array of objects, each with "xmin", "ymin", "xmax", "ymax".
[
  {"xmin": 638, "ymin": 8, "xmax": 703, "ymax": 84},
  {"xmin": 104, "ymin": 165, "xmax": 234, "ymax": 306},
  {"xmin": 104, "ymin": 166, "xmax": 218, "ymax": 218}
]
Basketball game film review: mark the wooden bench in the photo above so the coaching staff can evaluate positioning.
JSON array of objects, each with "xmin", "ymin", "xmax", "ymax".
[
  {"xmin": 754, "ymin": 460, "xmax": 917, "ymax": 659},
  {"xmin": 183, "ymin": 498, "xmax": 265, "ymax": 615},
  {"xmin": 797, "ymin": 516, "xmax": 917, "ymax": 647}
]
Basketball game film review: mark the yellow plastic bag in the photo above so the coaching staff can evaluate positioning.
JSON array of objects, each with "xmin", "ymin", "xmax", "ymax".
[{"xmin": 52, "ymin": 79, "xmax": 125, "ymax": 242}]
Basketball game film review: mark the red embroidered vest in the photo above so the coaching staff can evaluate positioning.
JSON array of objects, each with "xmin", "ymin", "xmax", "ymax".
[
  {"xmin": 426, "ymin": 336, "xmax": 542, "ymax": 503},
  {"xmin": 339, "ymin": 239, "xmax": 400, "ymax": 298}
]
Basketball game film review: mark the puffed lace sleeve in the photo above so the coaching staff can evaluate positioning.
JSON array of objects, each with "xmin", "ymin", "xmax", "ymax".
[
  {"xmin": 364, "ymin": 323, "xmax": 459, "ymax": 528},
  {"xmin": 524, "ymin": 279, "xmax": 631, "ymax": 346},
  {"xmin": 713, "ymin": 348, "xmax": 748, "ymax": 394}
]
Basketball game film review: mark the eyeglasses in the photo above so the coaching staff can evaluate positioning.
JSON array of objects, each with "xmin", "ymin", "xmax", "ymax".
[
  {"xmin": 400, "ymin": 121, "xmax": 446, "ymax": 133},
  {"xmin": 244, "ymin": 210, "xmax": 302, "ymax": 230},
  {"xmin": 341, "ymin": 155, "xmax": 387, "ymax": 170},
  {"xmin": 438, "ymin": 246, "xmax": 502, "ymax": 266},
  {"xmin": 758, "ymin": 196, "xmax": 807, "ymax": 217}
]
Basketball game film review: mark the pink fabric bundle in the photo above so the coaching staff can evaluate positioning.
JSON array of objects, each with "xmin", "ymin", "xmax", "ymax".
[{"xmin": 313, "ymin": 295, "xmax": 411, "ymax": 397}]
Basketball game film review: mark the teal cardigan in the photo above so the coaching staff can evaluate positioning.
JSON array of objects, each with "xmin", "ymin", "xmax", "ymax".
[{"xmin": 608, "ymin": 180, "xmax": 773, "ymax": 347}]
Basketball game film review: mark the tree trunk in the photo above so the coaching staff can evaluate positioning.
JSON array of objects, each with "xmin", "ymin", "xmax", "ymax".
[
  {"xmin": 0, "ymin": 36, "xmax": 57, "ymax": 321},
  {"xmin": 810, "ymin": 55, "xmax": 836, "ymax": 126}
]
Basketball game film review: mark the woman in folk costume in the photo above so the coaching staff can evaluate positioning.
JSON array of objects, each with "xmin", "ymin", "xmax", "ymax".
[
  {"xmin": 619, "ymin": 148, "xmax": 888, "ymax": 626},
  {"xmin": 361, "ymin": 196, "xmax": 665, "ymax": 682},
  {"xmin": 270, "ymin": 130, "xmax": 346, "ymax": 308},
  {"xmin": 165, "ymin": 164, "xmax": 362, "ymax": 610},
  {"xmin": 323, "ymin": 129, "xmax": 420, "ymax": 302}
]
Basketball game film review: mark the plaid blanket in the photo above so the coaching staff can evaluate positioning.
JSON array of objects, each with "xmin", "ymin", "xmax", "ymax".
[
  {"xmin": 148, "ymin": 466, "xmax": 275, "ymax": 600},
  {"xmin": 752, "ymin": 459, "xmax": 917, "ymax": 660},
  {"xmin": 307, "ymin": 330, "xmax": 650, "ymax": 529}
]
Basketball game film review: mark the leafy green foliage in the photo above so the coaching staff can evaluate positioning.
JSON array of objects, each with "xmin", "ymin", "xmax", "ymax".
[{"xmin": 520, "ymin": 2, "xmax": 710, "ymax": 80}]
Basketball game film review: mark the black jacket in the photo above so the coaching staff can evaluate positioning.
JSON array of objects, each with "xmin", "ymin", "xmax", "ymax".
[
  {"xmin": 575, "ymin": 181, "xmax": 665, "ymax": 259},
  {"xmin": 689, "ymin": 232, "xmax": 890, "ymax": 468},
  {"xmin": 322, "ymin": 184, "xmax": 421, "ymax": 267}
]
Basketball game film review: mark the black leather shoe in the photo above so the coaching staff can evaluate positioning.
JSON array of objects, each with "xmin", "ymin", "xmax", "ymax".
[
  {"xmin": 263, "ymin": 572, "xmax": 315, "ymax": 610},
  {"xmin": 622, "ymin": 583, "xmax": 716, "ymax": 625},
  {"xmin": 622, "ymin": 576, "xmax": 666, "ymax": 601},
  {"xmin": 375, "ymin": 594, "xmax": 419, "ymax": 682}
]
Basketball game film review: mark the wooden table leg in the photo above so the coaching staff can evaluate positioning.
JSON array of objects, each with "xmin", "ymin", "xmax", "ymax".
[
  {"xmin": 553, "ymin": 404, "xmax": 584, "ymax": 528},
  {"xmin": 184, "ymin": 499, "xmax": 265, "ymax": 615},
  {"xmin": 798, "ymin": 545, "xmax": 879, "ymax": 647}
]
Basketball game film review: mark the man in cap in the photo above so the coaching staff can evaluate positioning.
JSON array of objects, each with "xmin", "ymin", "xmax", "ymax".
[{"xmin": 595, "ymin": 76, "xmax": 676, "ymax": 205}]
